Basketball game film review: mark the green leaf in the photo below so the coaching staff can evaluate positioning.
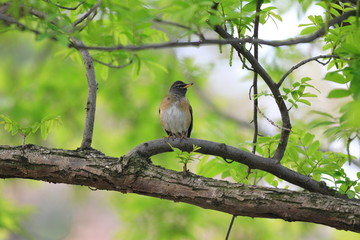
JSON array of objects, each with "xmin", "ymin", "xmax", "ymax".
[
  {"xmin": 288, "ymin": 99, "xmax": 298, "ymax": 109},
  {"xmin": 40, "ymin": 116, "xmax": 62, "ymax": 140},
  {"xmin": 324, "ymin": 72, "xmax": 349, "ymax": 84},
  {"xmin": 327, "ymin": 89, "xmax": 351, "ymax": 98},
  {"xmin": 298, "ymin": 99, "xmax": 311, "ymax": 106},
  {"xmin": 270, "ymin": 180, "xmax": 279, "ymax": 187},
  {"xmin": 282, "ymin": 87, "xmax": 290, "ymax": 94},
  {"xmin": 197, "ymin": 156, "xmax": 228, "ymax": 178},
  {"xmin": 100, "ymin": 65, "xmax": 109, "ymax": 81},
  {"xmin": 269, "ymin": 11, "xmax": 282, "ymax": 22},
  {"xmin": 144, "ymin": 60, "xmax": 168, "ymax": 73},
  {"xmin": 303, "ymin": 133, "xmax": 315, "ymax": 146},
  {"xmin": 302, "ymin": 93, "xmax": 317, "ymax": 98},
  {"xmin": 132, "ymin": 54, "xmax": 141, "ymax": 78},
  {"xmin": 291, "ymin": 90, "xmax": 299, "ymax": 100},
  {"xmin": 308, "ymin": 140, "xmax": 320, "ymax": 156},
  {"xmin": 300, "ymin": 26, "xmax": 318, "ymax": 35},
  {"xmin": 347, "ymin": 190, "xmax": 356, "ymax": 199},
  {"xmin": 242, "ymin": 1, "xmax": 256, "ymax": 12},
  {"xmin": 311, "ymin": 110, "xmax": 335, "ymax": 119},
  {"xmin": 310, "ymin": 121, "xmax": 336, "ymax": 128},
  {"xmin": 264, "ymin": 174, "xmax": 275, "ymax": 185},
  {"xmin": 31, "ymin": 122, "xmax": 41, "ymax": 134},
  {"xmin": 301, "ymin": 77, "xmax": 312, "ymax": 83},
  {"xmin": 292, "ymin": 82, "xmax": 301, "ymax": 88}
]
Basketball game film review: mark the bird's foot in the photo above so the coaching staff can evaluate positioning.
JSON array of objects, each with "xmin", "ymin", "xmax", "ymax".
[{"xmin": 164, "ymin": 135, "xmax": 175, "ymax": 139}]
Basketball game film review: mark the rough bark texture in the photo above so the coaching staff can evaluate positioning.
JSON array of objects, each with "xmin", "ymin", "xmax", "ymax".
[{"xmin": 1, "ymin": 144, "xmax": 359, "ymax": 232}]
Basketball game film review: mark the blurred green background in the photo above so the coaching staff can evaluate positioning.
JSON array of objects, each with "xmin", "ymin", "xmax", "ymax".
[
  {"xmin": 1, "ymin": 0, "xmax": 360, "ymax": 237},
  {"xmin": 0, "ymin": 30, "xmax": 358, "ymax": 240}
]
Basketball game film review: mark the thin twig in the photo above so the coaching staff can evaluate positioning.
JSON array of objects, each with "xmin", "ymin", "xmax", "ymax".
[
  {"xmin": 44, "ymin": 0, "xmax": 86, "ymax": 10},
  {"xmin": 94, "ymin": 58, "xmax": 133, "ymax": 68},
  {"xmin": 73, "ymin": 0, "xmax": 102, "ymax": 27},
  {"xmin": 346, "ymin": 135, "xmax": 356, "ymax": 165},
  {"xmin": 154, "ymin": 18, "xmax": 205, "ymax": 40},
  {"xmin": 277, "ymin": 54, "xmax": 340, "ymax": 87},
  {"xmin": 0, "ymin": 13, "xmax": 42, "ymax": 36},
  {"xmin": 256, "ymin": 105, "xmax": 291, "ymax": 132},
  {"xmin": 237, "ymin": 52, "xmax": 254, "ymax": 71},
  {"xmin": 251, "ymin": 0, "xmax": 262, "ymax": 155},
  {"xmin": 225, "ymin": 215, "xmax": 236, "ymax": 240}
]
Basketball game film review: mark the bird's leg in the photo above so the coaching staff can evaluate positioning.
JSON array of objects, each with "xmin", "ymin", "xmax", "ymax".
[
  {"xmin": 164, "ymin": 132, "xmax": 174, "ymax": 139},
  {"xmin": 180, "ymin": 131, "xmax": 188, "ymax": 139}
]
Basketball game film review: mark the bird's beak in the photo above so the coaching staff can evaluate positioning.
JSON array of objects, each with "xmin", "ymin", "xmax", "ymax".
[{"xmin": 183, "ymin": 83, "xmax": 194, "ymax": 88}]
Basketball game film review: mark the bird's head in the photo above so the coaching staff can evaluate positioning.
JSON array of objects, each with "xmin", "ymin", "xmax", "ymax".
[{"xmin": 169, "ymin": 81, "xmax": 193, "ymax": 96}]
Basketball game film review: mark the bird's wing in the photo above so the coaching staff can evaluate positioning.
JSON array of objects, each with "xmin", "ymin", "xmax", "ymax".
[{"xmin": 187, "ymin": 103, "xmax": 193, "ymax": 138}]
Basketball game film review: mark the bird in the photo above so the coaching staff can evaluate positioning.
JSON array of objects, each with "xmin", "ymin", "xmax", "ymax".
[{"xmin": 159, "ymin": 81, "xmax": 193, "ymax": 139}]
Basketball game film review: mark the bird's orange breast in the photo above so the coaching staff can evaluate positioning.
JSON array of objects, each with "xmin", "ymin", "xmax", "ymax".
[{"xmin": 159, "ymin": 94, "xmax": 192, "ymax": 135}]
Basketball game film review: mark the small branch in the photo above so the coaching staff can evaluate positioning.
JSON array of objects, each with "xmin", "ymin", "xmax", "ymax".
[
  {"xmin": 154, "ymin": 18, "xmax": 206, "ymax": 40},
  {"xmin": 0, "ymin": 13, "xmax": 42, "ymax": 36},
  {"xmin": 277, "ymin": 54, "xmax": 340, "ymax": 87},
  {"xmin": 44, "ymin": 0, "xmax": 86, "ymax": 10},
  {"xmin": 72, "ymin": 39, "xmax": 98, "ymax": 149},
  {"xmin": 73, "ymin": 0, "xmax": 102, "ymax": 27},
  {"xmin": 256, "ymin": 105, "xmax": 291, "ymax": 132},
  {"xmin": 251, "ymin": 0, "xmax": 262, "ymax": 155},
  {"xmin": 225, "ymin": 215, "xmax": 236, "ymax": 240},
  {"xmin": 94, "ymin": 58, "xmax": 133, "ymax": 68}
]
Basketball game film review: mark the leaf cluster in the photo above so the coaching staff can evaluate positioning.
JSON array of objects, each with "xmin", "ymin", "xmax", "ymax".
[
  {"xmin": 169, "ymin": 144, "xmax": 202, "ymax": 166},
  {"xmin": 0, "ymin": 114, "xmax": 62, "ymax": 144},
  {"xmin": 282, "ymin": 77, "xmax": 319, "ymax": 110}
]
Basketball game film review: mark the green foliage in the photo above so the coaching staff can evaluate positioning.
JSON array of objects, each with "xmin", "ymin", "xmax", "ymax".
[
  {"xmin": 0, "ymin": 198, "xmax": 33, "ymax": 238},
  {"xmin": 196, "ymin": 155, "xmax": 229, "ymax": 178},
  {"xmin": 1, "ymin": 0, "xmax": 360, "ymax": 239},
  {"xmin": 0, "ymin": 114, "xmax": 62, "ymax": 144},
  {"xmin": 282, "ymin": 77, "xmax": 319, "ymax": 109},
  {"xmin": 169, "ymin": 144, "xmax": 201, "ymax": 168}
]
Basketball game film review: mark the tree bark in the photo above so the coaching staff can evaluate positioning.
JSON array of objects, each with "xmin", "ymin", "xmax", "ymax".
[
  {"xmin": 1, "ymin": 144, "xmax": 359, "ymax": 232},
  {"xmin": 71, "ymin": 38, "xmax": 98, "ymax": 150}
]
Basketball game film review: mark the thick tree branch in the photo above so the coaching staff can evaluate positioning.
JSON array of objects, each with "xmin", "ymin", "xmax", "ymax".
[
  {"xmin": 128, "ymin": 138, "xmax": 344, "ymax": 197},
  {"xmin": 69, "ymin": 10, "xmax": 356, "ymax": 51},
  {"xmin": 0, "ymin": 144, "xmax": 359, "ymax": 232},
  {"xmin": 212, "ymin": 24, "xmax": 291, "ymax": 162}
]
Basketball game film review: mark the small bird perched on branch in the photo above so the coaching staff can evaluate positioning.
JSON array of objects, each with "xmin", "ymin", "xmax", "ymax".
[{"xmin": 159, "ymin": 81, "xmax": 193, "ymax": 139}]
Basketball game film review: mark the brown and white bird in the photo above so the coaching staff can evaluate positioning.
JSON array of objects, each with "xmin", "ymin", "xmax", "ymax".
[{"xmin": 159, "ymin": 81, "xmax": 193, "ymax": 138}]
